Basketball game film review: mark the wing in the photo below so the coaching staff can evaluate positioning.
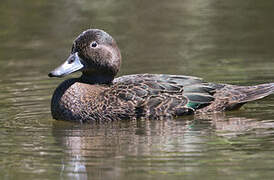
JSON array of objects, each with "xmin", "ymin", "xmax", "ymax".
[{"xmin": 108, "ymin": 74, "xmax": 219, "ymax": 119}]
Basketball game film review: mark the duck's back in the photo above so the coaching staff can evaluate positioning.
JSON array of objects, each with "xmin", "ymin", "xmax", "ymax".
[
  {"xmin": 107, "ymin": 74, "xmax": 221, "ymax": 120},
  {"xmin": 105, "ymin": 74, "xmax": 274, "ymax": 120}
]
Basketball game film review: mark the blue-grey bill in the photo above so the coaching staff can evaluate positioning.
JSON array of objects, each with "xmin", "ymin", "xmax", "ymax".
[{"xmin": 48, "ymin": 52, "xmax": 84, "ymax": 77}]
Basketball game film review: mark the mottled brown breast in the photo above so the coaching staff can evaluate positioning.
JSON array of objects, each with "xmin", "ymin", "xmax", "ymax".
[{"xmin": 51, "ymin": 78, "xmax": 107, "ymax": 122}]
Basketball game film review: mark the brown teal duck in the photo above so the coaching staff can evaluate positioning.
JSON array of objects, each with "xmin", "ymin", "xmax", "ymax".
[{"xmin": 48, "ymin": 29, "xmax": 274, "ymax": 123}]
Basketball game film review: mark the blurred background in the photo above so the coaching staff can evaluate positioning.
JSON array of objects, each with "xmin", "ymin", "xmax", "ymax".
[{"xmin": 1, "ymin": 0, "xmax": 274, "ymax": 179}]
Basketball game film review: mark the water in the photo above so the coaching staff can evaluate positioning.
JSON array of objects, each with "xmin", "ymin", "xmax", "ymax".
[{"xmin": 1, "ymin": 0, "xmax": 274, "ymax": 179}]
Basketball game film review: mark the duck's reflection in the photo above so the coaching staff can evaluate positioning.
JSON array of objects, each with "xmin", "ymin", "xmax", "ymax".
[
  {"xmin": 59, "ymin": 155, "xmax": 87, "ymax": 180},
  {"xmin": 52, "ymin": 113, "xmax": 274, "ymax": 179}
]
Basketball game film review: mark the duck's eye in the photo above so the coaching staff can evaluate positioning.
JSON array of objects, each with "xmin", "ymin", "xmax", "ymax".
[{"xmin": 90, "ymin": 42, "xmax": 97, "ymax": 48}]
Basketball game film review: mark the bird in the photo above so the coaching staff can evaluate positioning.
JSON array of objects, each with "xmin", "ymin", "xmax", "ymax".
[{"xmin": 48, "ymin": 29, "xmax": 274, "ymax": 123}]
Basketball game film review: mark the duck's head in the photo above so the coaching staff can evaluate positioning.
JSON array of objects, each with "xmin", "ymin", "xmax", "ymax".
[{"xmin": 48, "ymin": 29, "xmax": 121, "ymax": 84}]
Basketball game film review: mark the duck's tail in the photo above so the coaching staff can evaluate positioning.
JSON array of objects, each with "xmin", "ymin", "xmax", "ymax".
[
  {"xmin": 230, "ymin": 83, "xmax": 274, "ymax": 103},
  {"xmin": 197, "ymin": 83, "xmax": 274, "ymax": 113}
]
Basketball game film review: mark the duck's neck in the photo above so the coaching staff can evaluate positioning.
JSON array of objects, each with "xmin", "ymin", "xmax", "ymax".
[{"xmin": 80, "ymin": 74, "xmax": 114, "ymax": 84}]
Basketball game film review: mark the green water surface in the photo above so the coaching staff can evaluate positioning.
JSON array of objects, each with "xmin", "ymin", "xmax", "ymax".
[{"xmin": 1, "ymin": 0, "xmax": 274, "ymax": 179}]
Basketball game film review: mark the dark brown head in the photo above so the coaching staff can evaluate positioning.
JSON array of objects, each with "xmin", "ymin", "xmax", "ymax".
[{"xmin": 48, "ymin": 29, "xmax": 121, "ymax": 84}]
